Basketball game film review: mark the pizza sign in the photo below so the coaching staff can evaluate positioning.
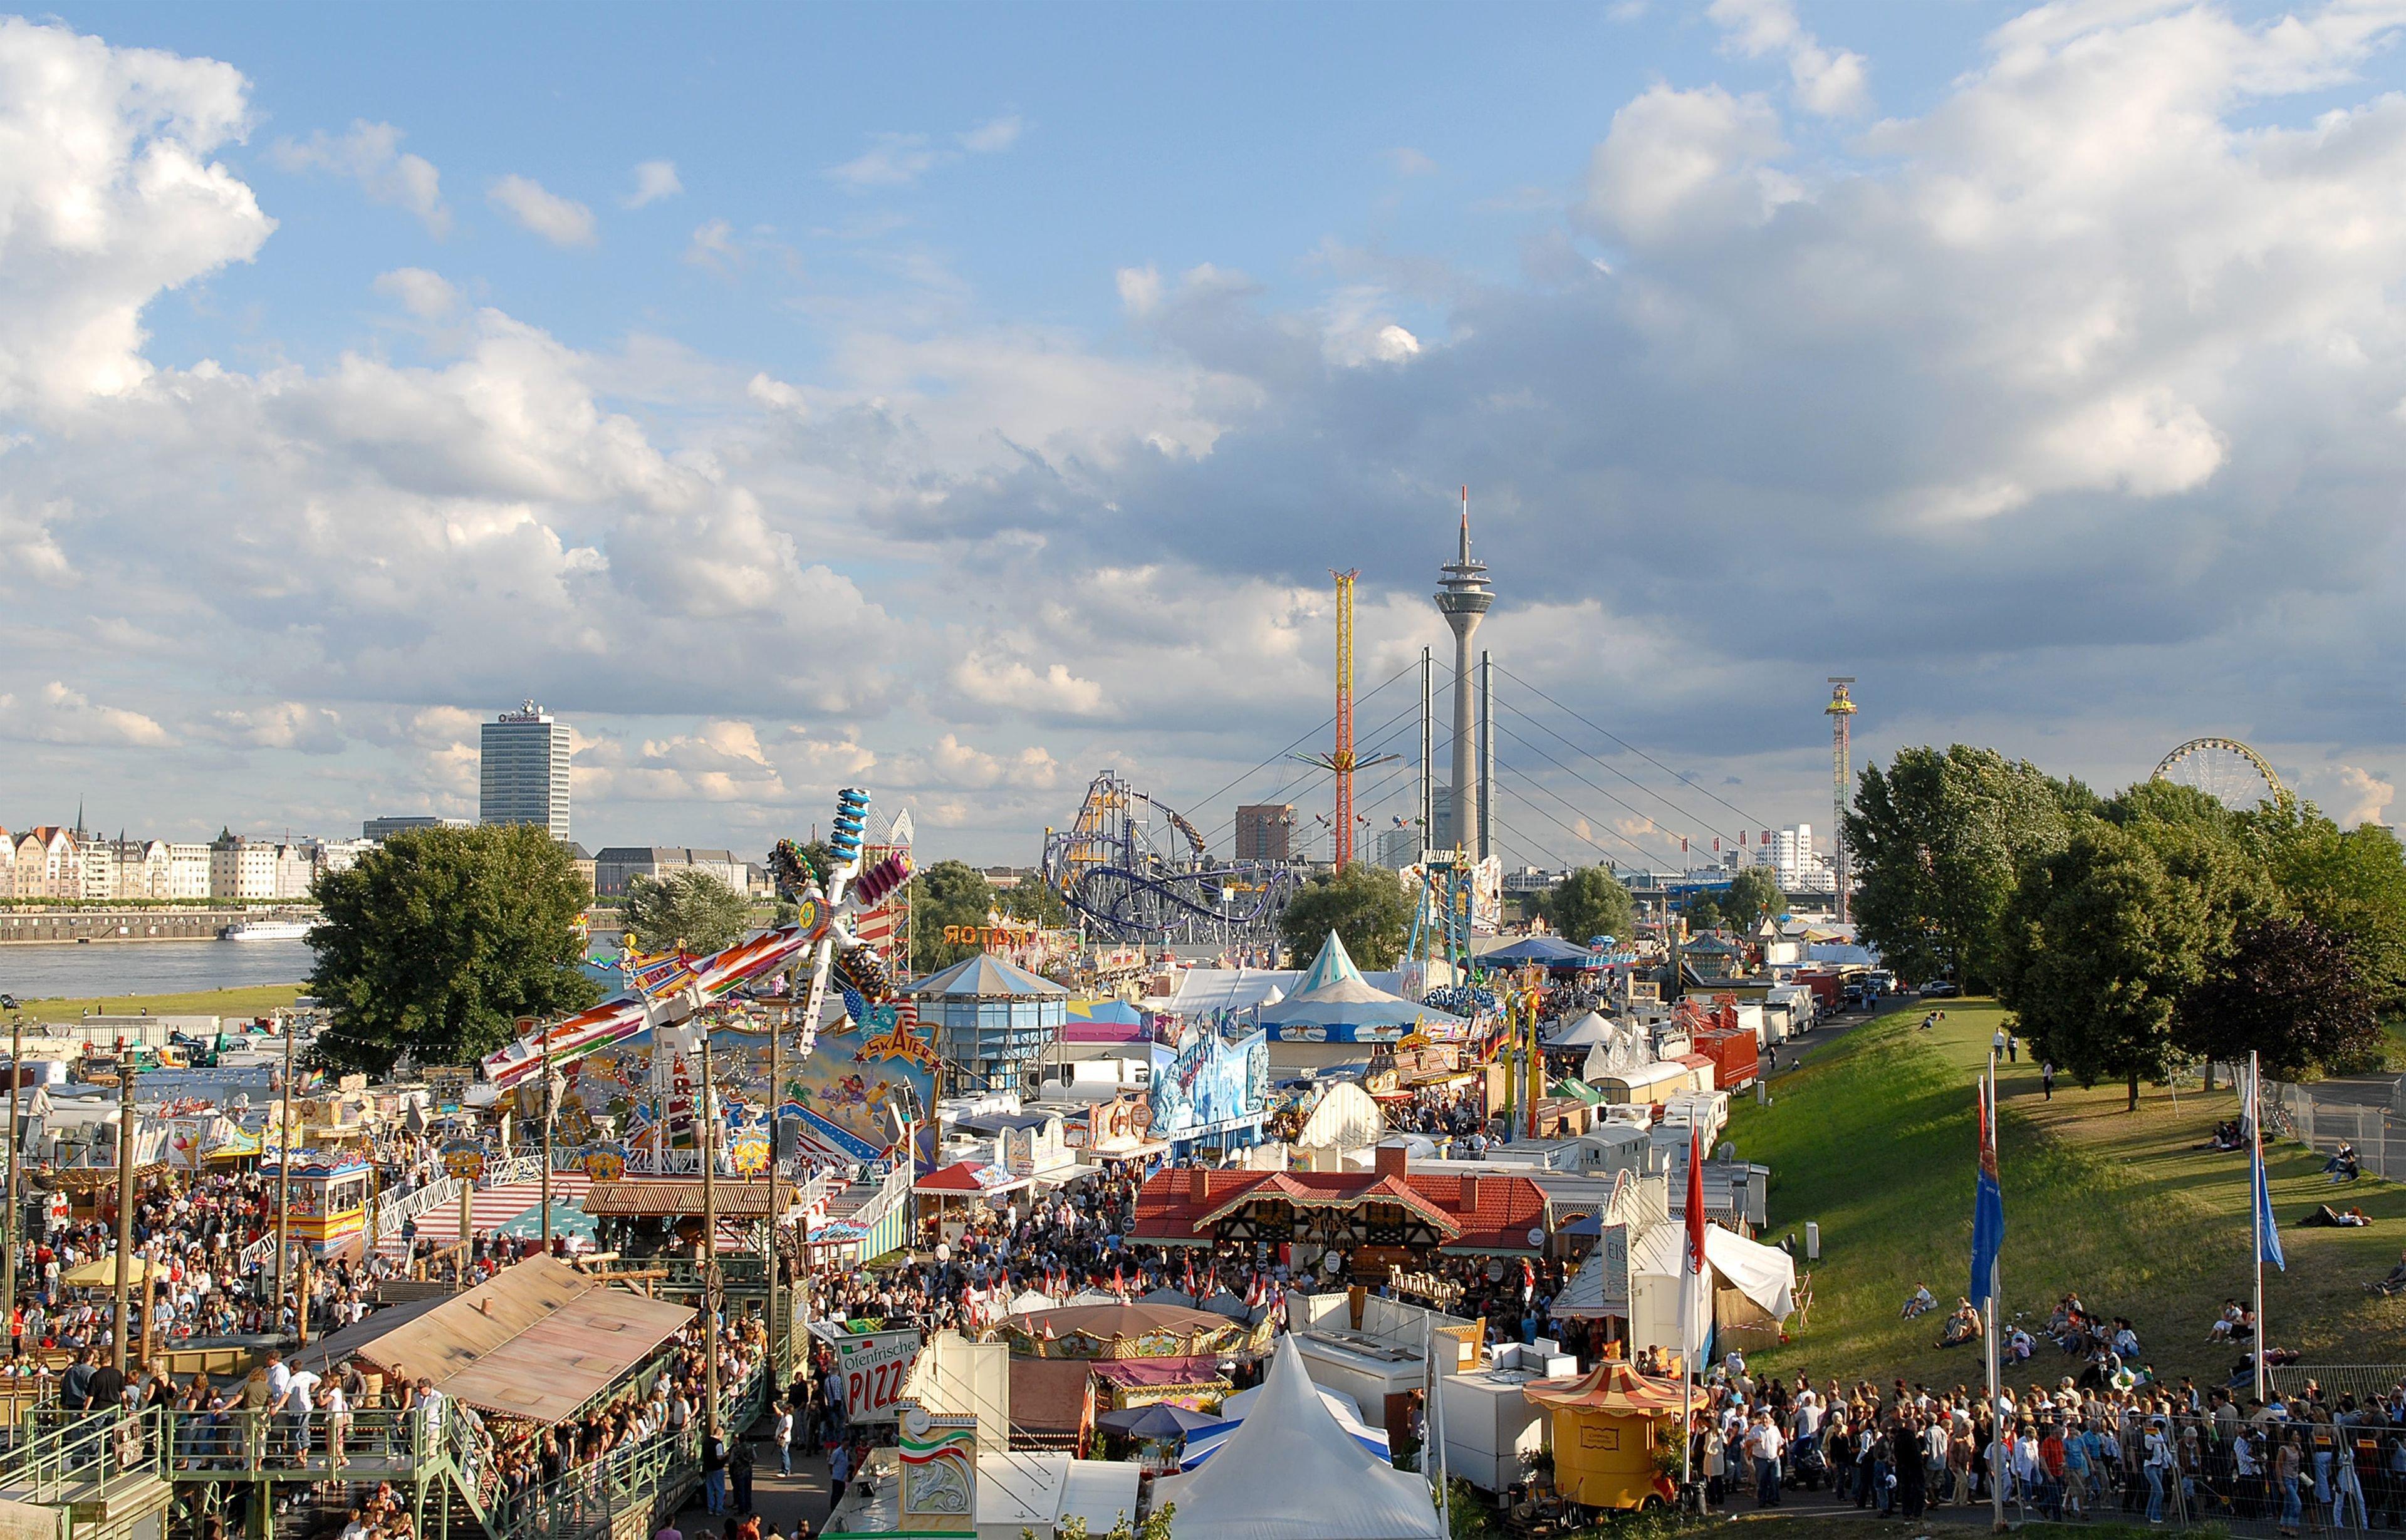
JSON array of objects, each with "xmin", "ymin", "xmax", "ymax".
[{"xmin": 836, "ymin": 1329, "xmax": 922, "ymax": 1422}]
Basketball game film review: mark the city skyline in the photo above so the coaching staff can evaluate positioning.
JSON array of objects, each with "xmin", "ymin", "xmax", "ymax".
[{"xmin": 5, "ymin": 4, "xmax": 2405, "ymax": 865}]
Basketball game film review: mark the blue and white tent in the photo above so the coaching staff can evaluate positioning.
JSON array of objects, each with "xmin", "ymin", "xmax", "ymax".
[{"xmin": 1256, "ymin": 932, "xmax": 1464, "ymax": 1043}]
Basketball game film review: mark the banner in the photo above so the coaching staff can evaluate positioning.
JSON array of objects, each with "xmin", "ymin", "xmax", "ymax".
[{"xmin": 836, "ymin": 1329, "xmax": 923, "ymax": 1422}]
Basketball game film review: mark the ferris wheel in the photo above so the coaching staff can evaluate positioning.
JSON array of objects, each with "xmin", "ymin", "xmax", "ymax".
[{"xmin": 2152, "ymin": 737, "xmax": 2286, "ymax": 811}]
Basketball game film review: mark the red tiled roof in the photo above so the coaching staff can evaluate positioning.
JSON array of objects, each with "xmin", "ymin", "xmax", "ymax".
[{"xmin": 1132, "ymin": 1163, "xmax": 1549, "ymax": 1254}]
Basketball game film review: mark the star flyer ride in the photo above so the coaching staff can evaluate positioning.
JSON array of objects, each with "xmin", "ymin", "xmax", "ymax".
[{"xmin": 481, "ymin": 786, "xmax": 912, "ymax": 1093}]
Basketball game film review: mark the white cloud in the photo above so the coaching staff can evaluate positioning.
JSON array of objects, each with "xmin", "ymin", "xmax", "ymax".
[
  {"xmin": 1708, "ymin": 0, "xmax": 1870, "ymax": 117},
  {"xmin": 0, "ymin": 18, "xmax": 272, "ymax": 414},
  {"xmin": 1387, "ymin": 147, "xmax": 1439, "ymax": 176},
  {"xmin": 959, "ymin": 115, "xmax": 1023, "ymax": 154},
  {"xmin": 947, "ymin": 652, "xmax": 1107, "ymax": 719},
  {"xmin": 827, "ymin": 133, "xmax": 944, "ymax": 189},
  {"xmin": 0, "ymin": 496, "xmax": 73, "ymax": 579},
  {"xmin": 1115, "ymin": 265, "xmax": 1163, "ymax": 317},
  {"xmin": 684, "ymin": 217, "xmax": 739, "ymax": 269},
  {"xmin": 487, "ymin": 174, "xmax": 597, "ymax": 247},
  {"xmin": 4, "ymin": 682, "xmax": 171, "ymax": 747},
  {"xmin": 270, "ymin": 119, "xmax": 447, "ymax": 234},
  {"xmin": 623, "ymin": 159, "xmax": 682, "ymax": 208},
  {"xmin": 373, "ymin": 267, "xmax": 457, "ymax": 320},
  {"xmin": 204, "ymin": 702, "xmax": 345, "ymax": 755},
  {"xmin": 1582, "ymin": 84, "xmax": 1792, "ymax": 246}
]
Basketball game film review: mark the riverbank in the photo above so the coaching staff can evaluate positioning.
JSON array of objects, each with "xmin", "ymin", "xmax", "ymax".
[
  {"xmin": 0, "ymin": 906, "xmax": 316, "ymax": 944},
  {"xmin": 6, "ymin": 982, "xmax": 305, "ymax": 1024},
  {"xmin": 0, "ymin": 937, "xmax": 316, "ymax": 1001}
]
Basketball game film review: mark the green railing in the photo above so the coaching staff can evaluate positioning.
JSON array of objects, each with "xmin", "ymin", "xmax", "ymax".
[
  {"xmin": 160, "ymin": 1406, "xmax": 440, "ymax": 1482},
  {"xmin": 0, "ymin": 1408, "xmax": 167, "ymax": 1504},
  {"xmin": 486, "ymin": 1360, "xmax": 772, "ymax": 1540}
]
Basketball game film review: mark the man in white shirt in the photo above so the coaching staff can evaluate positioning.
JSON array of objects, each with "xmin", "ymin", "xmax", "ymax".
[
  {"xmin": 277, "ymin": 1366, "xmax": 320, "ymax": 1457},
  {"xmin": 1749, "ymin": 1413, "xmax": 1786, "ymax": 1507}
]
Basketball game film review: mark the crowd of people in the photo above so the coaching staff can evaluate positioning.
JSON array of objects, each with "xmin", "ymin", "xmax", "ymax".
[{"xmin": 1691, "ymin": 1356, "xmax": 2406, "ymax": 1534}]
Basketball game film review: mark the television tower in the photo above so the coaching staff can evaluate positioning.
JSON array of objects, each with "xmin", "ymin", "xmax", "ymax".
[
  {"xmin": 1434, "ymin": 488, "xmax": 1492, "ymax": 855},
  {"xmin": 1296, "ymin": 569, "xmax": 1397, "ymax": 867},
  {"xmin": 1827, "ymin": 677, "xmax": 1857, "ymax": 922}
]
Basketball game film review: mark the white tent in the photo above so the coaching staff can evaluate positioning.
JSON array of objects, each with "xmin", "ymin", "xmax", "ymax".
[
  {"xmin": 1625, "ymin": 1219, "xmax": 1797, "ymax": 1354},
  {"xmin": 1150, "ymin": 1336, "xmax": 1441, "ymax": 1540},
  {"xmin": 1008, "ymin": 1288, "xmax": 1060, "ymax": 1316},
  {"xmin": 1545, "ymin": 1011, "xmax": 1615, "ymax": 1048},
  {"xmin": 1295, "ymin": 1080, "xmax": 1385, "ymax": 1150}
]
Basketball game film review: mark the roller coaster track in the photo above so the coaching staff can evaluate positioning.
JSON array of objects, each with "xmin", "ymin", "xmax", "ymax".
[{"xmin": 1042, "ymin": 770, "xmax": 1299, "ymax": 944}]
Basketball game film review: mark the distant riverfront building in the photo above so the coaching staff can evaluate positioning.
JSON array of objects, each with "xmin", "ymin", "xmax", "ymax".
[{"xmin": 480, "ymin": 701, "xmax": 573, "ymax": 842}]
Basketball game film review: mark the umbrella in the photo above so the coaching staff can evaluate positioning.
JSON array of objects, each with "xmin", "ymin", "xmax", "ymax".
[
  {"xmin": 494, "ymin": 1200, "xmax": 598, "ymax": 1242},
  {"xmin": 1098, "ymin": 1403, "xmax": 1227, "ymax": 1442}
]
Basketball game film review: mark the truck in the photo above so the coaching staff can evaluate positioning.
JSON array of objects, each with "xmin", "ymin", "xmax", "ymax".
[{"xmin": 1690, "ymin": 1025, "xmax": 1761, "ymax": 1093}]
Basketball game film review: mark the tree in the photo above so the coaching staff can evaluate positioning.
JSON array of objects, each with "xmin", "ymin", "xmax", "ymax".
[
  {"xmin": 2254, "ymin": 807, "xmax": 2406, "ymax": 1009},
  {"xmin": 997, "ymin": 875, "xmax": 1072, "ymax": 929},
  {"xmin": 623, "ymin": 866, "xmax": 753, "ymax": 955},
  {"xmin": 1278, "ymin": 861, "xmax": 1414, "ymax": 969},
  {"xmin": 308, "ymin": 825, "xmax": 600, "ymax": 1076},
  {"xmin": 1997, "ymin": 819, "xmax": 2223, "ymax": 1109},
  {"xmin": 2180, "ymin": 917, "xmax": 2381, "ymax": 1080},
  {"xmin": 907, "ymin": 860, "xmax": 996, "ymax": 974},
  {"xmin": 1721, "ymin": 866, "xmax": 1785, "ymax": 929},
  {"xmin": 1539, "ymin": 866, "xmax": 1635, "ymax": 946},
  {"xmin": 1845, "ymin": 745, "xmax": 2091, "ymax": 991},
  {"xmin": 1686, "ymin": 896, "xmax": 1723, "ymax": 932}
]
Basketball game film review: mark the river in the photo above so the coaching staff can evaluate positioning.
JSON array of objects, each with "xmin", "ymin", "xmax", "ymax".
[{"xmin": 0, "ymin": 938, "xmax": 316, "ymax": 1000}]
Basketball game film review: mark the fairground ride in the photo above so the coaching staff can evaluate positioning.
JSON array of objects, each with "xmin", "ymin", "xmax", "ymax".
[
  {"xmin": 2152, "ymin": 737, "xmax": 2288, "ymax": 812},
  {"xmin": 1039, "ymin": 770, "xmax": 1301, "ymax": 945}
]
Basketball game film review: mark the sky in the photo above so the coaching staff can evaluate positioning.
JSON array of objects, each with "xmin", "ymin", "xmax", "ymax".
[{"xmin": 4, "ymin": 0, "xmax": 2405, "ymax": 870}]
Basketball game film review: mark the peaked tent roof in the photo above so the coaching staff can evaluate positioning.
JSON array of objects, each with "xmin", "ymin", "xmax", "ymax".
[
  {"xmin": 1148, "ymin": 1335, "xmax": 1442, "ymax": 1540},
  {"xmin": 1481, "ymin": 935, "xmax": 1598, "ymax": 967},
  {"xmin": 1523, "ymin": 1359, "xmax": 1686, "ymax": 1414},
  {"xmin": 907, "ymin": 952, "xmax": 1070, "ymax": 1000},
  {"xmin": 1259, "ymin": 932, "xmax": 1464, "ymax": 1030},
  {"xmin": 1544, "ymin": 1010, "xmax": 1617, "ymax": 1048}
]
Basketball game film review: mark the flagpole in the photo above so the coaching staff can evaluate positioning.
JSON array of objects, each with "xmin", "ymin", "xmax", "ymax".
[
  {"xmin": 1985, "ymin": 1059, "xmax": 2004, "ymax": 1534},
  {"xmin": 2251, "ymin": 1051, "xmax": 2267, "ymax": 1405}
]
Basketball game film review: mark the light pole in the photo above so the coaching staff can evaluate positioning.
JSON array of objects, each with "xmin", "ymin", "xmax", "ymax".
[
  {"xmin": 2, "ymin": 1012, "xmax": 21, "ymax": 1346},
  {"xmin": 700, "ymin": 1031, "xmax": 721, "ymax": 1438},
  {"xmin": 274, "ymin": 1019, "xmax": 296, "ymax": 1326},
  {"xmin": 110, "ymin": 1040, "xmax": 136, "ymax": 1372}
]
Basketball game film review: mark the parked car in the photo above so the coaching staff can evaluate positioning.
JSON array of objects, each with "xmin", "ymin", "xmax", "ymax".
[{"xmin": 1920, "ymin": 979, "xmax": 1961, "ymax": 998}]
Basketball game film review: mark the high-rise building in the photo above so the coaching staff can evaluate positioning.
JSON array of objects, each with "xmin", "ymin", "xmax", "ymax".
[
  {"xmin": 1433, "ymin": 492, "xmax": 1492, "ymax": 856},
  {"xmin": 479, "ymin": 702, "xmax": 573, "ymax": 841},
  {"xmin": 1234, "ymin": 803, "xmax": 1294, "ymax": 863},
  {"xmin": 363, "ymin": 815, "xmax": 469, "ymax": 841}
]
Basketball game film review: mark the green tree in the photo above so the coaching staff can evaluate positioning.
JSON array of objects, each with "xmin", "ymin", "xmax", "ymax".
[
  {"xmin": 997, "ymin": 875, "xmax": 1072, "ymax": 929},
  {"xmin": 2253, "ymin": 806, "xmax": 2406, "ymax": 1009},
  {"xmin": 1539, "ymin": 866, "xmax": 1636, "ymax": 946},
  {"xmin": 2180, "ymin": 916, "xmax": 2381, "ymax": 1079},
  {"xmin": 907, "ymin": 860, "xmax": 996, "ymax": 974},
  {"xmin": 1686, "ymin": 896, "xmax": 1723, "ymax": 932},
  {"xmin": 1845, "ymin": 745, "xmax": 2091, "ymax": 991},
  {"xmin": 1278, "ymin": 861, "xmax": 1414, "ymax": 969},
  {"xmin": 1721, "ymin": 866, "xmax": 1785, "ymax": 929},
  {"xmin": 1998, "ymin": 819, "xmax": 2229, "ymax": 1109},
  {"xmin": 623, "ymin": 866, "xmax": 753, "ymax": 955},
  {"xmin": 308, "ymin": 825, "xmax": 600, "ymax": 1076}
]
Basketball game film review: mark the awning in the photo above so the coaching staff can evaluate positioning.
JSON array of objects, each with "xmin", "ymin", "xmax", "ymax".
[
  {"xmin": 340, "ymin": 1254, "xmax": 695, "ymax": 1426},
  {"xmin": 579, "ymin": 1179, "xmax": 790, "ymax": 1218}
]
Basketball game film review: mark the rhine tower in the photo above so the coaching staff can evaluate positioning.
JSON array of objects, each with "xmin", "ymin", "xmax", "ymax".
[{"xmin": 1433, "ymin": 488, "xmax": 1492, "ymax": 856}]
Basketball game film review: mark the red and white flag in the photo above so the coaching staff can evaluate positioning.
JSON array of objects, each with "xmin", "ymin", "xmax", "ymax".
[{"xmin": 1680, "ymin": 1125, "xmax": 1709, "ymax": 1369}]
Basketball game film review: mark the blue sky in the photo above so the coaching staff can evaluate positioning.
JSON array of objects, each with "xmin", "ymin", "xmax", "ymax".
[{"xmin": 6, "ymin": 1, "xmax": 2406, "ymax": 868}]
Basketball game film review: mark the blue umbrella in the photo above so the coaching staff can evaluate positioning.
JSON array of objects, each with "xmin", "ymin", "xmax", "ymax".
[{"xmin": 1098, "ymin": 1403, "xmax": 1226, "ymax": 1441}]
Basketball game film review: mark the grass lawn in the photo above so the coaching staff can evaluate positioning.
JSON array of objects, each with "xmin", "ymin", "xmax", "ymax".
[
  {"xmin": 7, "ymin": 984, "xmax": 303, "ymax": 1024},
  {"xmin": 1724, "ymin": 999, "xmax": 2406, "ymax": 1390}
]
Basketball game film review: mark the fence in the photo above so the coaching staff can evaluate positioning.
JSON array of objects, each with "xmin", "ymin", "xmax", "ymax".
[{"xmin": 2259, "ymin": 1079, "xmax": 2406, "ymax": 1182}]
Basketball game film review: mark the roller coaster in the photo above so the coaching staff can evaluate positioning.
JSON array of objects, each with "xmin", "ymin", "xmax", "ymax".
[{"xmin": 1039, "ymin": 771, "xmax": 1302, "ymax": 944}]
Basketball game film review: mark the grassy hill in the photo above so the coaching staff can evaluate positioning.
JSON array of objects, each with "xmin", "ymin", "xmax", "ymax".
[{"xmin": 1725, "ymin": 999, "xmax": 2406, "ymax": 1389}]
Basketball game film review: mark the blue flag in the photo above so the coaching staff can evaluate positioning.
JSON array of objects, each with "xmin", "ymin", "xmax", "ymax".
[
  {"xmin": 1971, "ymin": 1076, "xmax": 2005, "ymax": 1308},
  {"xmin": 2253, "ymin": 1118, "xmax": 2286, "ymax": 1272}
]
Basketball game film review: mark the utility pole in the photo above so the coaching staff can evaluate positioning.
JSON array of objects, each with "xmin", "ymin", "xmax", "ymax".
[
  {"xmin": 3, "ymin": 1012, "xmax": 21, "ymax": 1346},
  {"xmin": 539, "ymin": 1026, "xmax": 555, "ymax": 1251},
  {"xmin": 110, "ymin": 1041, "xmax": 135, "ymax": 1373},
  {"xmin": 766, "ymin": 1014, "xmax": 783, "ymax": 1378},
  {"xmin": 274, "ymin": 1020, "xmax": 296, "ymax": 1323},
  {"xmin": 700, "ymin": 1031, "xmax": 721, "ymax": 1436}
]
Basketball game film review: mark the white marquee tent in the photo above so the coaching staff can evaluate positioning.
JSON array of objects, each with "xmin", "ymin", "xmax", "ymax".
[{"xmin": 1148, "ymin": 1336, "xmax": 1441, "ymax": 1540}]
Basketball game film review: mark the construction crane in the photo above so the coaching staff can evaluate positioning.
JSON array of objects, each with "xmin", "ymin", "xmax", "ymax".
[{"xmin": 1296, "ymin": 568, "xmax": 1398, "ymax": 866}]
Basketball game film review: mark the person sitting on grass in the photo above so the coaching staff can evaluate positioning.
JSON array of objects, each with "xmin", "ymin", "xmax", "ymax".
[
  {"xmin": 2326, "ymin": 1143, "xmax": 2362, "ymax": 1182},
  {"xmin": 2199, "ymin": 1120, "xmax": 2246, "ymax": 1152},
  {"xmin": 2210, "ymin": 1300, "xmax": 2244, "ymax": 1341},
  {"xmin": 1902, "ymin": 1284, "xmax": 1937, "ymax": 1319},
  {"xmin": 2367, "ymin": 1252, "xmax": 2406, "ymax": 1297},
  {"xmin": 1935, "ymin": 1303, "xmax": 1982, "ymax": 1349}
]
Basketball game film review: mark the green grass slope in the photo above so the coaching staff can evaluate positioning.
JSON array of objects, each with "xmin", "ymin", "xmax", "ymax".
[{"xmin": 1725, "ymin": 1000, "xmax": 2406, "ymax": 1388}]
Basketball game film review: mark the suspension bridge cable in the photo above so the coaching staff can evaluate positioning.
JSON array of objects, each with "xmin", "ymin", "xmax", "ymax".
[
  {"xmin": 1492, "ymin": 661, "xmax": 1774, "ymax": 833},
  {"xmin": 1178, "ymin": 659, "xmax": 1419, "ymax": 831},
  {"xmin": 1487, "ymin": 752, "xmax": 1659, "ymax": 868},
  {"xmin": 1485, "ymin": 709, "xmax": 1706, "ymax": 859}
]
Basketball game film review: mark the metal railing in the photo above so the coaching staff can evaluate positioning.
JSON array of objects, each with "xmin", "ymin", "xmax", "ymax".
[
  {"xmin": 2261, "ymin": 1080, "xmax": 2406, "ymax": 1182},
  {"xmin": 160, "ymin": 1405, "xmax": 440, "ymax": 1480},
  {"xmin": 0, "ymin": 1408, "xmax": 165, "ymax": 1504},
  {"xmin": 486, "ymin": 1358, "xmax": 771, "ymax": 1540}
]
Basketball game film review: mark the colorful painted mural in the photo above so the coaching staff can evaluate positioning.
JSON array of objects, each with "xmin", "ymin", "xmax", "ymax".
[{"xmin": 1148, "ymin": 1026, "xmax": 1268, "ymax": 1143}]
